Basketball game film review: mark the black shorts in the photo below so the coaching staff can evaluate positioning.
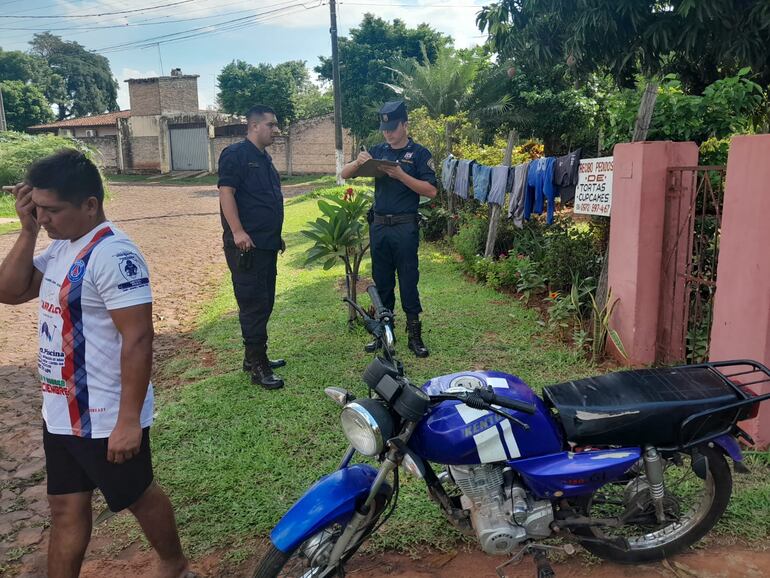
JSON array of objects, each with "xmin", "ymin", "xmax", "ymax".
[{"xmin": 43, "ymin": 425, "xmax": 154, "ymax": 512}]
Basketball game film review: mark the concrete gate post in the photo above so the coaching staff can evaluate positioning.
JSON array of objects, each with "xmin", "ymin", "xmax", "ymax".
[
  {"xmin": 607, "ymin": 141, "xmax": 699, "ymax": 365},
  {"xmin": 710, "ymin": 134, "xmax": 770, "ymax": 447}
]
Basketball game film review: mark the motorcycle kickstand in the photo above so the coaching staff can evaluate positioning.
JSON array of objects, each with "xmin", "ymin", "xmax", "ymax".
[{"xmin": 495, "ymin": 543, "xmax": 576, "ymax": 578}]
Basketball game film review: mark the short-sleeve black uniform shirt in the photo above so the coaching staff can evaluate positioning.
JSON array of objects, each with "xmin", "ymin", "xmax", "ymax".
[
  {"xmin": 217, "ymin": 139, "xmax": 284, "ymax": 250},
  {"xmin": 368, "ymin": 138, "xmax": 437, "ymax": 215}
]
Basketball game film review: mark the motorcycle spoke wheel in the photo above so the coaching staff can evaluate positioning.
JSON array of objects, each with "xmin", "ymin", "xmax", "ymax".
[{"xmin": 574, "ymin": 446, "xmax": 732, "ymax": 564}]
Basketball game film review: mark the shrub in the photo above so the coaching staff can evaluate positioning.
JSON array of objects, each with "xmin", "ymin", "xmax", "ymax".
[
  {"xmin": 699, "ymin": 137, "xmax": 730, "ymax": 166},
  {"xmin": 419, "ymin": 201, "xmax": 450, "ymax": 241},
  {"xmin": 452, "ymin": 215, "xmax": 487, "ymax": 268},
  {"xmin": 540, "ymin": 219, "xmax": 603, "ymax": 291},
  {"xmin": 486, "ymin": 253, "xmax": 520, "ymax": 290},
  {"xmin": 0, "ymin": 131, "xmax": 99, "ymax": 187}
]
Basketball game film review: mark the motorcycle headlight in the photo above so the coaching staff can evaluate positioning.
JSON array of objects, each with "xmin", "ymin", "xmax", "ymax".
[{"xmin": 340, "ymin": 399, "xmax": 394, "ymax": 456}]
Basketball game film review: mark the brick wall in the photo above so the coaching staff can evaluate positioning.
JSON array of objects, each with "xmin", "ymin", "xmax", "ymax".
[
  {"xmin": 79, "ymin": 136, "xmax": 119, "ymax": 170},
  {"xmin": 127, "ymin": 136, "xmax": 160, "ymax": 172},
  {"xmin": 210, "ymin": 114, "xmax": 352, "ymax": 175},
  {"xmin": 128, "ymin": 79, "xmax": 161, "ymax": 116},
  {"xmin": 158, "ymin": 77, "xmax": 198, "ymax": 114},
  {"xmin": 211, "ymin": 135, "xmax": 288, "ymax": 173},
  {"xmin": 289, "ymin": 115, "xmax": 354, "ymax": 173}
]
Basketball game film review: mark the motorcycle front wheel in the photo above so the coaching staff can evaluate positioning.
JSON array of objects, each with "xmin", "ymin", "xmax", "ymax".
[
  {"xmin": 253, "ymin": 493, "xmax": 389, "ymax": 578},
  {"xmin": 574, "ymin": 445, "xmax": 732, "ymax": 564}
]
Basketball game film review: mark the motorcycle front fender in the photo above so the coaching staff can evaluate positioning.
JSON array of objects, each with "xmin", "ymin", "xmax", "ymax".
[{"xmin": 270, "ymin": 463, "xmax": 380, "ymax": 553}]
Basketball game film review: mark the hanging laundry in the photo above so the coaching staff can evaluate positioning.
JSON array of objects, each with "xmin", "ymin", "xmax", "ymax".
[
  {"xmin": 524, "ymin": 157, "xmax": 557, "ymax": 224},
  {"xmin": 453, "ymin": 159, "xmax": 473, "ymax": 199},
  {"xmin": 553, "ymin": 148, "xmax": 582, "ymax": 204},
  {"xmin": 487, "ymin": 165, "xmax": 510, "ymax": 205},
  {"xmin": 441, "ymin": 155, "xmax": 458, "ymax": 193},
  {"xmin": 472, "ymin": 164, "xmax": 492, "ymax": 202},
  {"xmin": 508, "ymin": 161, "xmax": 530, "ymax": 228}
]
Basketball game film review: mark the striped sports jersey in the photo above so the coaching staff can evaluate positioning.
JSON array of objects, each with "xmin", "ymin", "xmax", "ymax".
[{"xmin": 33, "ymin": 222, "xmax": 154, "ymax": 438}]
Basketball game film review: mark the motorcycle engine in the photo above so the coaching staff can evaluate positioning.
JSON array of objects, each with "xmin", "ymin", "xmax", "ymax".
[{"xmin": 448, "ymin": 464, "xmax": 554, "ymax": 555}]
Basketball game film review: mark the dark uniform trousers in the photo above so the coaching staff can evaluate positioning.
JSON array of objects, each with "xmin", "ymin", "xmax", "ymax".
[
  {"xmin": 370, "ymin": 220, "xmax": 422, "ymax": 316},
  {"xmin": 224, "ymin": 244, "xmax": 277, "ymax": 351}
]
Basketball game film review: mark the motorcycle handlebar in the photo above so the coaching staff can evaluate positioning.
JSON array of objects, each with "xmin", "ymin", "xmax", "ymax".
[
  {"xmin": 367, "ymin": 285, "xmax": 391, "ymax": 319},
  {"xmin": 480, "ymin": 389, "xmax": 537, "ymax": 415},
  {"xmin": 431, "ymin": 389, "xmax": 537, "ymax": 415}
]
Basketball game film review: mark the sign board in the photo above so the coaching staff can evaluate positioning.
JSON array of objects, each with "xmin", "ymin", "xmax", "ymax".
[{"xmin": 574, "ymin": 156, "xmax": 613, "ymax": 216}]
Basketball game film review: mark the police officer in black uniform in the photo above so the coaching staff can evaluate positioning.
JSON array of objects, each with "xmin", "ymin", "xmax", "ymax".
[
  {"xmin": 218, "ymin": 105, "xmax": 286, "ymax": 389},
  {"xmin": 341, "ymin": 101, "xmax": 437, "ymax": 357}
]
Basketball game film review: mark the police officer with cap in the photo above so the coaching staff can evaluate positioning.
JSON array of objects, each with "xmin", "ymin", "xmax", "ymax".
[{"xmin": 341, "ymin": 100, "xmax": 437, "ymax": 357}]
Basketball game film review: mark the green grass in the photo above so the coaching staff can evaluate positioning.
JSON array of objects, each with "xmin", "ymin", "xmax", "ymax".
[
  {"xmin": 0, "ymin": 192, "xmax": 15, "ymax": 218},
  {"xmin": 138, "ymin": 194, "xmax": 769, "ymax": 558},
  {"xmin": 0, "ymin": 221, "xmax": 19, "ymax": 235},
  {"xmin": 140, "ymin": 194, "xmax": 595, "ymax": 557}
]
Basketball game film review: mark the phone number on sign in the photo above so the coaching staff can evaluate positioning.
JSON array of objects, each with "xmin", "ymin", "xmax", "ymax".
[{"xmin": 575, "ymin": 202, "xmax": 610, "ymax": 215}]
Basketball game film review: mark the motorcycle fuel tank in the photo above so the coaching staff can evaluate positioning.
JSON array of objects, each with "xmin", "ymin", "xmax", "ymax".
[{"xmin": 410, "ymin": 371, "xmax": 563, "ymax": 465}]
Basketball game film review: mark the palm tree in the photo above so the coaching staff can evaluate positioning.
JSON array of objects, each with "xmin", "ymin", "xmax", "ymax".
[{"xmin": 384, "ymin": 45, "xmax": 482, "ymax": 118}]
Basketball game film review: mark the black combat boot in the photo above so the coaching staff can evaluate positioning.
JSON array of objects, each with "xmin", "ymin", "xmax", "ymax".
[
  {"xmin": 246, "ymin": 347, "xmax": 284, "ymax": 390},
  {"xmin": 406, "ymin": 318, "xmax": 429, "ymax": 358},
  {"xmin": 243, "ymin": 355, "xmax": 286, "ymax": 372}
]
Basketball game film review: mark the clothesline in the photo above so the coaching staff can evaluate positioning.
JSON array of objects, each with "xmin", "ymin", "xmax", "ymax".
[{"xmin": 441, "ymin": 149, "xmax": 582, "ymax": 226}]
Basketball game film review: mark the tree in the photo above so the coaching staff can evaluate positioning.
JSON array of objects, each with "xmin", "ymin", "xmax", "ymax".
[
  {"xmin": 315, "ymin": 14, "xmax": 451, "ymax": 139},
  {"xmin": 29, "ymin": 33, "xmax": 118, "ymax": 120},
  {"xmin": 302, "ymin": 189, "xmax": 372, "ymax": 325},
  {"xmin": 0, "ymin": 48, "xmax": 65, "ymax": 106},
  {"xmin": 477, "ymin": 1, "xmax": 770, "ymax": 139},
  {"xmin": 478, "ymin": 1, "xmax": 770, "ymax": 88},
  {"xmin": 0, "ymin": 81, "xmax": 54, "ymax": 131},
  {"xmin": 217, "ymin": 60, "xmax": 310, "ymax": 126},
  {"xmin": 295, "ymin": 84, "xmax": 334, "ymax": 120},
  {"xmin": 385, "ymin": 45, "xmax": 484, "ymax": 118}
]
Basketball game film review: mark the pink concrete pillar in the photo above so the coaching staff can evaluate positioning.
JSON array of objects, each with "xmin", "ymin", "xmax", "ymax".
[
  {"xmin": 608, "ymin": 141, "xmax": 699, "ymax": 365},
  {"xmin": 710, "ymin": 134, "xmax": 770, "ymax": 448}
]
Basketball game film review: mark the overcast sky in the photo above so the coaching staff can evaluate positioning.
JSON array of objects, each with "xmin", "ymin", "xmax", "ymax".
[{"xmin": 0, "ymin": 0, "xmax": 489, "ymax": 111}]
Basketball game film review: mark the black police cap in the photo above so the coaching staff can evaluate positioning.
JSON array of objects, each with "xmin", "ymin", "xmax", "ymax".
[{"xmin": 378, "ymin": 100, "xmax": 408, "ymax": 131}]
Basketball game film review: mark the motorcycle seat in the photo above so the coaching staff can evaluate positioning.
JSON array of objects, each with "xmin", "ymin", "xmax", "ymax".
[{"xmin": 543, "ymin": 366, "xmax": 742, "ymax": 447}]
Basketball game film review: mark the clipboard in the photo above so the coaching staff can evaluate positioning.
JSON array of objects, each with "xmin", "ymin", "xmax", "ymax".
[{"xmin": 352, "ymin": 158, "xmax": 399, "ymax": 178}]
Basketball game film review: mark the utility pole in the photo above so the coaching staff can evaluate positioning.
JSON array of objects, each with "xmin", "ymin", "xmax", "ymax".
[
  {"xmin": 0, "ymin": 87, "xmax": 7, "ymax": 132},
  {"xmin": 329, "ymin": 0, "xmax": 344, "ymax": 185}
]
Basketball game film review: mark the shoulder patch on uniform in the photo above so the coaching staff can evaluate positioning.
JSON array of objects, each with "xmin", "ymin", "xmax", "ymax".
[
  {"xmin": 427, "ymin": 158, "xmax": 435, "ymax": 171},
  {"xmin": 115, "ymin": 251, "xmax": 149, "ymax": 291}
]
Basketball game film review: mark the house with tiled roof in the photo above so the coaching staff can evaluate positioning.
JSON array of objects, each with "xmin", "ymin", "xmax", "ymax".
[
  {"xmin": 28, "ymin": 69, "xmax": 354, "ymax": 175},
  {"xmin": 28, "ymin": 70, "xmax": 237, "ymax": 173}
]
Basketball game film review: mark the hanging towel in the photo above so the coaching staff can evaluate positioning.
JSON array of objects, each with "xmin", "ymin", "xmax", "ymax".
[
  {"xmin": 523, "ymin": 160, "xmax": 539, "ymax": 221},
  {"xmin": 524, "ymin": 157, "xmax": 557, "ymax": 224},
  {"xmin": 453, "ymin": 159, "xmax": 473, "ymax": 199},
  {"xmin": 553, "ymin": 148, "xmax": 582, "ymax": 204},
  {"xmin": 487, "ymin": 165, "xmax": 510, "ymax": 205},
  {"xmin": 472, "ymin": 164, "xmax": 493, "ymax": 202},
  {"xmin": 441, "ymin": 155, "xmax": 458, "ymax": 193},
  {"xmin": 508, "ymin": 161, "xmax": 530, "ymax": 228}
]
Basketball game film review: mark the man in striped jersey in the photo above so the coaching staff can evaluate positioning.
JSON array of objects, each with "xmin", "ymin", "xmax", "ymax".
[{"xmin": 0, "ymin": 150, "xmax": 193, "ymax": 578}]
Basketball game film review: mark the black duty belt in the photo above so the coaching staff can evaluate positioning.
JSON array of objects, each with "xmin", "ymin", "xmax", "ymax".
[{"xmin": 373, "ymin": 213, "xmax": 418, "ymax": 225}]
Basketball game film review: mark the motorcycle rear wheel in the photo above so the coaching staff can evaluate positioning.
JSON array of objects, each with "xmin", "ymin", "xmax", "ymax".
[
  {"xmin": 575, "ymin": 445, "xmax": 732, "ymax": 564},
  {"xmin": 253, "ymin": 494, "xmax": 389, "ymax": 578}
]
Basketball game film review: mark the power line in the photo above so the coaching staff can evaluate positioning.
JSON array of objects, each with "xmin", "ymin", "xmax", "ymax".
[
  {"xmin": 0, "ymin": 1, "xmax": 298, "ymax": 31},
  {"xmin": 94, "ymin": 1, "xmax": 324, "ymax": 54},
  {"xmin": 0, "ymin": 0, "xmax": 197, "ymax": 19},
  {"xmin": 340, "ymin": 1, "xmax": 481, "ymax": 6}
]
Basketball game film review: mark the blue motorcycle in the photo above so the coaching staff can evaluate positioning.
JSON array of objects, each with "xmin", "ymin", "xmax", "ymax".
[{"xmin": 254, "ymin": 286, "xmax": 770, "ymax": 577}]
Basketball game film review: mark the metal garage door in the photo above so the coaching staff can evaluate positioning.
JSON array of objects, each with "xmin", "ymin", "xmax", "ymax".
[{"xmin": 169, "ymin": 126, "xmax": 208, "ymax": 171}]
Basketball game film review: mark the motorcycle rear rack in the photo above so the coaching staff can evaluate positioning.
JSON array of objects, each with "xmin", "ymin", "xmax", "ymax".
[{"xmin": 659, "ymin": 359, "xmax": 770, "ymax": 451}]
